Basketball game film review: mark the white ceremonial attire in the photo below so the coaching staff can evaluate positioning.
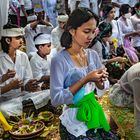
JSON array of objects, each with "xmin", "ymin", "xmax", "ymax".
[
  {"xmin": 24, "ymin": 24, "xmax": 53, "ymax": 57},
  {"xmin": 51, "ymin": 26, "xmax": 64, "ymax": 52},
  {"xmin": 30, "ymin": 53, "xmax": 51, "ymax": 79},
  {"xmin": 0, "ymin": 50, "xmax": 50, "ymax": 117}
]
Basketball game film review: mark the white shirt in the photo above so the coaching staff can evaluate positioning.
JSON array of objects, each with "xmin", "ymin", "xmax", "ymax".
[
  {"xmin": 0, "ymin": 50, "xmax": 33, "ymax": 100},
  {"xmin": 117, "ymin": 17, "xmax": 134, "ymax": 39},
  {"xmin": 131, "ymin": 14, "xmax": 140, "ymax": 47},
  {"xmin": 30, "ymin": 53, "xmax": 51, "ymax": 79},
  {"xmin": 24, "ymin": 24, "xmax": 53, "ymax": 57},
  {"xmin": 0, "ymin": 51, "xmax": 50, "ymax": 117},
  {"xmin": 78, "ymin": 0, "xmax": 91, "ymax": 9},
  {"xmin": 111, "ymin": 20, "xmax": 123, "ymax": 45},
  {"xmin": 20, "ymin": 0, "xmax": 32, "ymax": 10},
  {"xmin": 90, "ymin": 0, "xmax": 98, "ymax": 15},
  {"xmin": 20, "ymin": 0, "xmax": 32, "ymax": 16},
  {"xmin": 68, "ymin": 0, "xmax": 77, "ymax": 12},
  {"xmin": 51, "ymin": 26, "xmax": 63, "ymax": 51},
  {"xmin": 103, "ymin": 19, "xmax": 122, "ymax": 45}
]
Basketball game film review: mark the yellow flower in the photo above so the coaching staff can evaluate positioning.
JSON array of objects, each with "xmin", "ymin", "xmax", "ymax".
[
  {"xmin": 0, "ymin": 112, "xmax": 12, "ymax": 131},
  {"xmin": 112, "ymin": 38, "xmax": 118, "ymax": 48}
]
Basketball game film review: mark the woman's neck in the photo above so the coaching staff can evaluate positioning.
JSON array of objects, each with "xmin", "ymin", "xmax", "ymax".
[
  {"xmin": 67, "ymin": 46, "xmax": 87, "ymax": 67},
  {"xmin": 106, "ymin": 18, "xmax": 112, "ymax": 23},
  {"xmin": 68, "ymin": 41, "xmax": 84, "ymax": 54},
  {"xmin": 67, "ymin": 45, "xmax": 83, "ymax": 56}
]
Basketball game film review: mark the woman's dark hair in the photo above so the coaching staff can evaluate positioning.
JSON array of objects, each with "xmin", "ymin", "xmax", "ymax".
[
  {"xmin": 88, "ymin": 22, "xmax": 112, "ymax": 48},
  {"xmin": 134, "ymin": 2, "xmax": 140, "ymax": 9},
  {"xmin": 119, "ymin": 4, "xmax": 131, "ymax": 17},
  {"xmin": 99, "ymin": 22, "xmax": 112, "ymax": 59},
  {"xmin": 89, "ymin": 22, "xmax": 112, "ymax": 59},
  {"xmin": 88, "ymin": 37, "xmax": 98, "ymax": 48},
  {"xmin": 60, "ymin": 7, "xmax": 99, "ymax": 49},
  {"xmin": 0, "ymin": 23, "xmax": 19, "ymax": 54},
  {"xmin": 132, "ymin": 2, "xmax": 140, "ymax": 15},
  {"xmin": 98, "ymin": 21, "xmax": 112, "ymax": 39},
  {"xmin": 58, "ymin": 12, "xmax": 67, "ymax": 16},
  {"xmin": 102, "ymin": 4, "xmax": 114, "ymax": 19}
]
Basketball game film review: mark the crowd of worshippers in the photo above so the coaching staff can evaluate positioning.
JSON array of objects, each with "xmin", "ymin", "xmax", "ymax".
[{"xmin": 0, "ymin": 0, "xmax": 140, "ymax": 139}]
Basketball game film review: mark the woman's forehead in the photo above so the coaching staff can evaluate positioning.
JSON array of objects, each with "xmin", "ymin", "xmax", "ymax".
[{"xmin": 79, "ymin": 19, "xmax": 97, "ymax": 28}]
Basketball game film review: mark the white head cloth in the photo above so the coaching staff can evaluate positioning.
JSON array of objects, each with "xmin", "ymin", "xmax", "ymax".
[
  {"xmin": 27, "ymin": 15, "xmax": 37, "ymax": 22},
  {"xmin": 1, "ymin": 28, "xmax": 24, "ymax": 37},
  {"xmin": 34, "ymin": 34, "xmax": 51, "ymax": 45},
  {"xmin": 57, "ymin": 14, "xmax": 69, "ymax": 22}
]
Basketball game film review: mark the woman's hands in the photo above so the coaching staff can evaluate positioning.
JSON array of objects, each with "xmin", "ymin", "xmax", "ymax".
[
  {"xmin": 68, "ymin": 67, "xmax": 109, "ymax": 95},
  {"xmin": 86, "ymin": 67, "xmax": 109, "ymax": 89},
  {"xmin": 86, "ymin": 67, "xmax": 108, "ymax": 83}
]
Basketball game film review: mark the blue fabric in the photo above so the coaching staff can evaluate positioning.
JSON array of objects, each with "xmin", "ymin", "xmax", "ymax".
[
  {"xmin": 64, "ymin": 68, "xmax": 85, "ymax": 104},
  {"xmin": 73, "ymin": 87, "xmax": 85, "ymax": 104}
]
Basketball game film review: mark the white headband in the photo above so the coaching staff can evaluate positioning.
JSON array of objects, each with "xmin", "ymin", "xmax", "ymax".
[
  {"xmin": 1, "ymin": 28, "xmax": 24, "ymax": 37},
  {"xmin": 27, "ymin": 15, "xmax": 37, "ymax": 22},
  {"xmin": 57, "ymin": 15, "xmax": 68, "ymax": 22},
  {"xmin": 35, "ymin": 34, "xmax": 51, "ymax": 45}
]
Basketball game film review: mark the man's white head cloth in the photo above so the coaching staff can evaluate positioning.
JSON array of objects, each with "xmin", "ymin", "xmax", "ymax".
[
  {"xmin": 34, "ymin": 34, "xmax": 51, "ymax": 45},
  {"xmin": 57, "ymin": 14, "xmax": 69, "ymax": 22},
  {"xmin": 1, "ymin": 28, "xmax": 24, "ymax": 37}
]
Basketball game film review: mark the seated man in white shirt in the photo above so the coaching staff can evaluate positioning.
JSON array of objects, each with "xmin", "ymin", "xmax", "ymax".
[
  {"xmin": 30, "ymin": 33, "xmax": 52, "ymax": 90},
  {"xmin": 51, "ymin": 13, "xmax": 68, "ymax": 52},
  {"xmin": 0, "ymin": 23, "xmax": 50, "ymax": 117},
  {"xmin": 30, "ymin": 33, "xmax": 58, "ymax": 113}
]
